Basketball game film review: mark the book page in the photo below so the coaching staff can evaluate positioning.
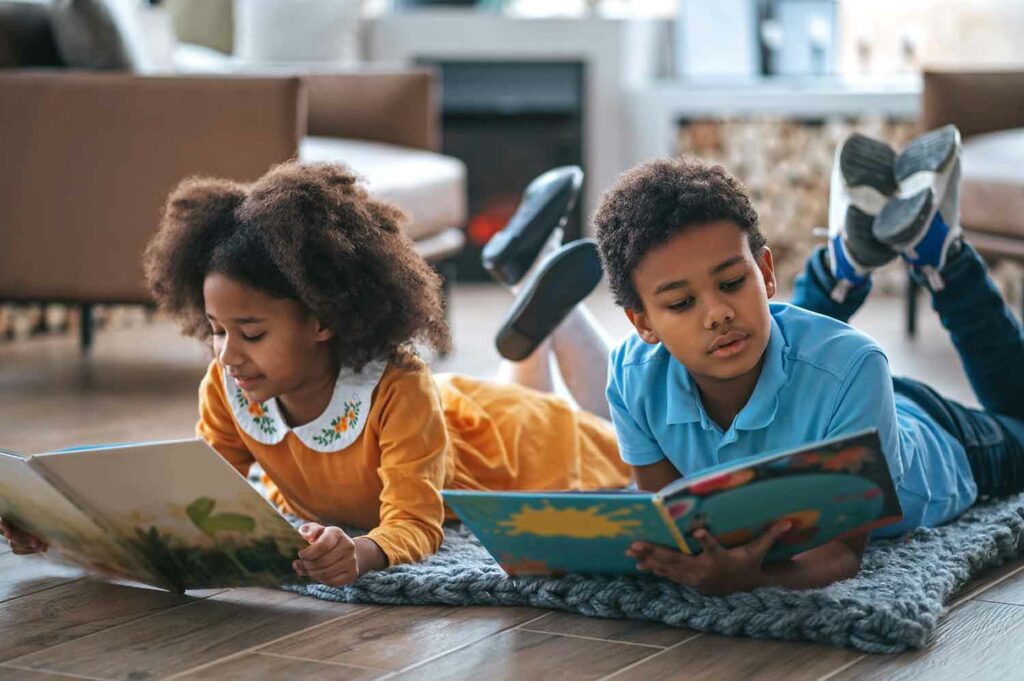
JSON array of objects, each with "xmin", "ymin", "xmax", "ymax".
[
  {"xmin": 32, "ymin": 439, "xmax": 308, "ymax": 591},
  {"xmin": 657, "ymin": 430, "xmax": 901, "ymax": 562},
  {"xmin": 0, "ymin": 450, "xmax": 162, "ymax": 584}
]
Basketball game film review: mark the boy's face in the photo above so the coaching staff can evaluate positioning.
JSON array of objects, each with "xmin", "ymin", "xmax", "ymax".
[
  {"xmin": 203, "ymin": 273, "xmax": 334, "ymax": 406},
  {"xmin": 626, "ymin": 220, "xmax": 777, "ymax": 389}
]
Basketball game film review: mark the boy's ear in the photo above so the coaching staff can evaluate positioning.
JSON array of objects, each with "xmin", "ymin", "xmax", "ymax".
[
  {"xmin": 757, "ymin": 247, "xmax": 777, "ymax": 299},
  {"xmin": 625, "ymin": 308, "xmax": 660, "ymax": 345}
]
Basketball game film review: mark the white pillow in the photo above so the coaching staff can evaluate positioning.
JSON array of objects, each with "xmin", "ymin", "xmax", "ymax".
[
  {"xmin": 104, "ymin": 0, "xmax": 177, "ymax": 73},
  {"xmin": 234, "ymin": 0, "xmax": 363, "ymax": 65},
  {"xmin": 173, "ymin": 42, "xmax": 238, "ymax": 73}
]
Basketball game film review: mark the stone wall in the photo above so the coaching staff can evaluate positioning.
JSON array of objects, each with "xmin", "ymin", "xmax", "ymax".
[{"xmin": 673, "ymin": 117, "xmax": 1022, "ymax": 312}]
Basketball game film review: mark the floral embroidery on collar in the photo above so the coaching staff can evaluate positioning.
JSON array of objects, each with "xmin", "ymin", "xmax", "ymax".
[{"xmin": 223, "ymin": 361, "xmax": 387, "ymax": 452}]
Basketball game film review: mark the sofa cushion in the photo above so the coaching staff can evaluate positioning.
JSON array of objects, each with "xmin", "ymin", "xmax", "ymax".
[
  {"xmin": 0, "ymin": 1, "xmax": 63, "ymax": 67},
  {"xmin": 300, "ymin": 136, "xmax": 467, "ymax": 242},
  {"xmin": 49, "ymin": 0, "xmax": 132, "ymax": 70},
  {"xmin": 960, "ymin": 127, "xmax": 1024, "ymax": 239}
]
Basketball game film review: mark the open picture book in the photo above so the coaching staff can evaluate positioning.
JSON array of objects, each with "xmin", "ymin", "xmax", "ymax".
[
  {"xmin": 443, "ymin": 429, "xmax": 902, "ymax": 577},
  {"xmin": 0, "ymin": 439, "xmax": 308, "ymax": 592}
]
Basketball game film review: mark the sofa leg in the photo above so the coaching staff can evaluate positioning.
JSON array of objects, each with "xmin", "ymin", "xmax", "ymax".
[
  {"xmin": 80, "ymin": 304, "xmax": 94, "ymax": 353},
  {"xmin": 905, "ymin": 271, "xmax": 918, "ymax": 338}
]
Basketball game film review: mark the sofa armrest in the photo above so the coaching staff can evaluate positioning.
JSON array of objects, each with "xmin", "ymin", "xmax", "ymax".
[
  {"xmin": 0, "ymin": 72, "xmax": 305, "ymax": 303},
  {"xmin": 304, "ymin": 69, "xmax": 438, "ymax": 151},
  {"xmin": 922, "ymin": 70, "xmax": 1024, "ymax": 138}
]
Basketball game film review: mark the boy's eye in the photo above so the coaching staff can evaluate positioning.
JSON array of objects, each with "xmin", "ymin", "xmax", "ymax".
[
  {"xmin": 721, "ymin": 276, "xmax": 746, "ymax": 291},
  {"xmin": 668, "ymin": 297, "xmax": 694, "ymax": 311},
  {"xmin": 241, "ymin": 332, "xmax": 265, "ymax": 342}
]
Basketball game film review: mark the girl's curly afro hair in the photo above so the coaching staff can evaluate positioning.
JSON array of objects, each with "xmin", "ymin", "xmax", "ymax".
[{"xmin": 144, "ymin": 161, "xmax": 451, "ymax": 371}]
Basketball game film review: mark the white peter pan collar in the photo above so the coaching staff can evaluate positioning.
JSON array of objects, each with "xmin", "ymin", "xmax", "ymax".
[{"xmin": 224, "ymin": 360, "xmax": 388, "ymax": 452}]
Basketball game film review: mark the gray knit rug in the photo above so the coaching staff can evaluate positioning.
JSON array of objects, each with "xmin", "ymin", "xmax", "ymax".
[{"xmin": 286, "ymin": 493, "xmax": 1024, "ymax": 654}]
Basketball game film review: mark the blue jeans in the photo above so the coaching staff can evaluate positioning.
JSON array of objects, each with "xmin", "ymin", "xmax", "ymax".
[{"xmin": 793, "ymin": 243, "xmax": 1024, "ymax": 497}]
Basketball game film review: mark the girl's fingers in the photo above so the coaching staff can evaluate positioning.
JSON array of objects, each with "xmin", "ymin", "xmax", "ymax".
[
  {"xmin": 306, "ymin": 564, "xmax": 358, "ymax": 585},
  {"xmin": 298, "ymin": 529, "xmax": 345, "ymax": 562}
]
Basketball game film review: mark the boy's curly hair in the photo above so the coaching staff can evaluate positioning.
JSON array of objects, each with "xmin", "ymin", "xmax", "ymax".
[
  {"xmin": 593, "ymin": 157, "xmax": 766, "ymax": 310},
  {"xmin": 144, "ymin": 161, "xmax": 451, "ymax": 371}
]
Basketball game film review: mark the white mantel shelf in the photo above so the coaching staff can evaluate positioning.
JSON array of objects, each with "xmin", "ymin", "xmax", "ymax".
[
  {"xmin": 367, "ymin": 11, "xmax": 922, "ymax": 217},
  {"xmin": 627, "ymin": 75, "xmax": 921, "ymax": 169}
]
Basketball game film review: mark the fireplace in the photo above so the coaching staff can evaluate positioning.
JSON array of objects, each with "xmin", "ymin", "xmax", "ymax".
[{"xmin": 422, "ymin": 60, "xmax": 586, "ymax": 281}]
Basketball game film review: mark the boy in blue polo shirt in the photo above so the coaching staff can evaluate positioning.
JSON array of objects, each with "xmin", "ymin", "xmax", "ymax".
[{"xmin": 594, "ymin": 126, "xmax": 1024, "ymax": 594}]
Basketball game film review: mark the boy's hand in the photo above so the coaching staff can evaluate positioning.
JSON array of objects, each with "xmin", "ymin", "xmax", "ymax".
[
  {"xmin": 628, "ymin": 521, "xmax": 791, "ymax": 595},
  {"xmin": 294, "ymin": 523, "xmax": 359, "ymax": 587},
  {"xmin": 0, "ymin": 519, "xmax": 48, "ymax": 555}
]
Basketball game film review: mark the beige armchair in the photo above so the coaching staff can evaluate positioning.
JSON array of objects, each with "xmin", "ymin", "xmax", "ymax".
[
  {"xmin": 0, "ymin": 69, "xmax": 465, "ymax": 349},
  {"xmin": 906, "ymin": 70, "xmax": 1024, "ymax": 334}
]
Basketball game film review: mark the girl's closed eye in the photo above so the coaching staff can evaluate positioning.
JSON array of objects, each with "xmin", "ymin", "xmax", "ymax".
[
  {"xmin": 668, "ymin": 297, "xmax": 694, "ymax": 312},
  {"xmin": 241, "ymin": 331, "xmax": 265, "ymax": 342}
]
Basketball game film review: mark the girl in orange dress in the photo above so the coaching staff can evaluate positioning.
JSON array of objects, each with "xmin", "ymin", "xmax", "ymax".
[{"xmin": 126, "ymin": 161, "xmax": 628, "ymax": 587}]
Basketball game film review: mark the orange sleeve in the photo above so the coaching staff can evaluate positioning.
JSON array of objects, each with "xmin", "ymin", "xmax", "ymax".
[
  {"xmin": 365, "ymin": 366, "xmax": 449, "ymax": 566},
  {"xmin": 196, "ymin": 361, "xmax": 256, "ymax": 478}
]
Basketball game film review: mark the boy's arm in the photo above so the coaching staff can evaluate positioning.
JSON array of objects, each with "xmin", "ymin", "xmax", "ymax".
[
  {"xmin": 631, "ymin": 530, "xmax": 868, "ymax": 594},
  {"xmin": 758, "ymin": 532, "xmax": 868, "ymax": 590},
  {"xmin": 634, "ymin": 460, "xmax": 682, "ymax": 492}
]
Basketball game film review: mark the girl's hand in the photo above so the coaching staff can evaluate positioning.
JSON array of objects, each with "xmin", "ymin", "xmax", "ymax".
[
  {"xmin": 293, "ymin": 523, "xmax": 359, "ymax": 587},
  {"xmin": 627, "ymin": 521, "xmax": 791, "ymax": 595},
  {"xmin": 0, "ymin": 519, "xmax": 48, "ymax": 555}
]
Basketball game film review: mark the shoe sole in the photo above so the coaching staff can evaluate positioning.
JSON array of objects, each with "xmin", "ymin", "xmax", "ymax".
[
  {"xmin": 481, "ymin": 166, "xmax": 584, "ymax": 285},
  {"xmin": 873, "ymin": 190, "xmax": 934, "ymax": 246},
  {"xmin": 895, "ymin": 124, "xmax": 959, "ymax": 195},
  {"xmin": 840, "ymin": 133, "xmax": 898, "ymax": 198},
  {"xmin": 844, "ymin": 205, "xmax": 898, "ymax": 267},
  {"xmin": 495, "ymin": 240, "xmax": 603, "ymax": 361}
]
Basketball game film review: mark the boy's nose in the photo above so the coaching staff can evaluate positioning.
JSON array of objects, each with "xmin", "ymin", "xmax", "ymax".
[{"xmin": 704, "ymin": 300, "xmax": 735, "ymax": 329}]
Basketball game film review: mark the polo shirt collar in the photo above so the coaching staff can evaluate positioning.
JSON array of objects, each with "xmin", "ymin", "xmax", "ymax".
[{"xmin": 664, "ymin": 316, "xmax": 787, "ymax": 432}]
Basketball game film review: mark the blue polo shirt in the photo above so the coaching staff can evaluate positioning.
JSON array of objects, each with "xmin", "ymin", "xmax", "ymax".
[{"xmin": 606, "ymin": 302, "xmax": 977, "ymax": 536}]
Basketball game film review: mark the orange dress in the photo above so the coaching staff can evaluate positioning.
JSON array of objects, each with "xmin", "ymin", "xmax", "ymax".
[{"xmin": 197, "ymin": 358, "xmax": 630, "ymax": 566}]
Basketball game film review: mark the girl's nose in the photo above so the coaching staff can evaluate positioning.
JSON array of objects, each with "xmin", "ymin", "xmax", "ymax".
[{"xmin": 217, "ymin": 335, "xmax": 244, "ymax": 368}]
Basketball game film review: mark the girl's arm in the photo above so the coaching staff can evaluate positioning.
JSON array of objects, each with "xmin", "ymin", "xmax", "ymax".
[{"xmin": 363, "ymin": 367, "xmax": 450, "ymax": 567}]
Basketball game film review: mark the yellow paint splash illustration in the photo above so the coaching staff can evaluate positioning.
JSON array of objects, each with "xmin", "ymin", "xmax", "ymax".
[{"xmin": 496, "ymin": 502, "xmax": 643, "ymax": 539}]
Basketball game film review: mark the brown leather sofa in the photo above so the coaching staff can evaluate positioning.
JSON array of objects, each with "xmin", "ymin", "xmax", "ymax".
[
  {"xmin": 906, "ymin": 70, "xmax": 1024, "ymax": 334},
  {"xmin": 0, "ymin": 69, "xmax": 465, "ymax": 348}
]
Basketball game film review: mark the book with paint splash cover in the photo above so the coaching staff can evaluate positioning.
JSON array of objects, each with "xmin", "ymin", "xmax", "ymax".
[
  {"xmin": 443, "ymin": 429, "xmax": 901, "ymax": 577},
  {"xmin": 0, "ymin": 439, "xmax": 308, "ymax": 592}
]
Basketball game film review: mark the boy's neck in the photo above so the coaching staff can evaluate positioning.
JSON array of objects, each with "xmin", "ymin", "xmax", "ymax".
[{"xmin": 692, "ymin": 353, "xmax": 766, "ymax": 432}]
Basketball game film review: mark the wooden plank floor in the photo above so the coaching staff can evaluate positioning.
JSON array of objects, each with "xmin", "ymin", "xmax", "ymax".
[{"xmin": 2, "ymin": 283, "xmax": 1021, "ymax": 680}]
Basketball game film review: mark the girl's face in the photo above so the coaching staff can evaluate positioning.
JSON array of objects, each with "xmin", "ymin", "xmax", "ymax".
[{"xmin": 203, "ymin": 273, "xmax": 335, "ymax": 406}]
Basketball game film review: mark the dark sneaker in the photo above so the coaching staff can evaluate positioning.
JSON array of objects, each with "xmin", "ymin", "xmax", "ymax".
[
  {"xmin": 874, "ymin": 124, "xmax": 963, "ymax": 290},
  {"xmin": 495, "ymin": 239, "xmax": 603, "ymax": 361},
  {"xmin": 482, "ymin": 166, "xmax": 583, "ymax": 286},
  {"xmin": 826, "ymin": 133, "xmax": 900, "ymax": 302}
]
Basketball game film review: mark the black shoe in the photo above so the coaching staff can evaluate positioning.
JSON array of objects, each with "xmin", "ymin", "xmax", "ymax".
[
  {"xmin": 495, "ymin": 239, "xmax": 603, "ymax": 361},
  {"xmin": 482, "ymin": 166, "xmax": 584, "ymax": 286}
]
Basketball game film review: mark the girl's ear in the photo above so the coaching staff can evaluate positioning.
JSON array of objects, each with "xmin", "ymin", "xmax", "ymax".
[
  {"xmin": 625, "ymin": 308, "xmax": 660, "ymax": 345},
  {"xmin": 313, "ymin": 319, "xmax": 334, "ymax": 342},
  {"xmin": 757, "ymin": 247, "xmax": 777, "ymax": 299}
]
